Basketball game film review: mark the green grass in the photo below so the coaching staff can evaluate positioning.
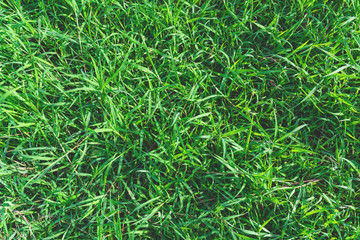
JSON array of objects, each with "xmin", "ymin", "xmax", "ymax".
[{"xmin": 1, "ymin": 0, "xmax": 360, "ymax": 239}]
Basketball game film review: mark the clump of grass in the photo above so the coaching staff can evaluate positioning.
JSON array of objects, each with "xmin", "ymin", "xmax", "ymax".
[{"xmin": 0, "ymin": 0, "xmax": 359, "ymax": 239}]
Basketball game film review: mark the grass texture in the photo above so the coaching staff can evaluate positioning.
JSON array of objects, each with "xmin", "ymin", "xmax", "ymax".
[{"xmin": 1, "ymin": 0, "xmax": 360, "ymax": 239}]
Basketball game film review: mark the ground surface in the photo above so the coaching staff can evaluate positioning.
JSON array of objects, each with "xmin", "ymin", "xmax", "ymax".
[{"xmin": 0, "ymin": 0, "xmax": 360, "ymax": 239}]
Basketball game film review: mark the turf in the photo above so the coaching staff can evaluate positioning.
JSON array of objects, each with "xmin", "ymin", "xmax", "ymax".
[{"xmin": 0, "ymin": 0, "xmax": 360, "ymax": 239}]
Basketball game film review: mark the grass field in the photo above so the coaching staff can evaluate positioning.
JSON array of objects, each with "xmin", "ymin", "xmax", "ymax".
[{"xmin": 1, "ymin": 0, "xmax": 360, "ymax": 239}]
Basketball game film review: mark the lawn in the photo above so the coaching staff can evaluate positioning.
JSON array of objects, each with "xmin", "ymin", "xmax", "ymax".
[{"xmin": 0, "ymin": 0, "xmax": 360, "ymax": 239}]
